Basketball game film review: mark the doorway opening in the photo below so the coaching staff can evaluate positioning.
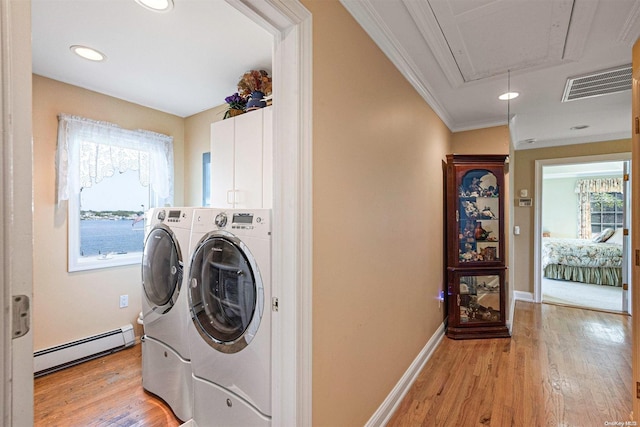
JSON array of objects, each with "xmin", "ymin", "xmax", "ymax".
[{"xmin": 534, "ymin": 154, "xmax": 632, "ymax": 314}]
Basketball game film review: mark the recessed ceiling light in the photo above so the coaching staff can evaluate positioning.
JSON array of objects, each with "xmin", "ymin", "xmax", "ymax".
[
  {"xmin": 70, "ymin": 45, "xmax": 106, "ymax": 62},
  {"xmin": 570, "ymin": 125, "xmax": 590, "ymax": 130},
  {"xmin": 498, "ymin": 92, "xmax": 519, "ymax": 101},
  {"xmin": 135, "ymin": 0, "xmax": 174, "ymax": 12}
]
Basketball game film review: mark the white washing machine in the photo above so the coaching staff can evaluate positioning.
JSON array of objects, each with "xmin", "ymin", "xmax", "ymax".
[
  {"xmin": 141, "ymin": 207, "xmax": 194, "ymax": 422},
  {"xmin": 188, "ymin": 208, "xmax": 272, "ymax": 426}
]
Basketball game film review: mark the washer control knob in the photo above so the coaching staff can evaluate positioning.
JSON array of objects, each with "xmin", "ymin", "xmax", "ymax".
[
  {"xmin": 215, "ymin": 212, "xmax": 228, "ymax": 228},
  {"xmin": 157, "ymin": 210, "xmax": 166, "ymax": 221}
]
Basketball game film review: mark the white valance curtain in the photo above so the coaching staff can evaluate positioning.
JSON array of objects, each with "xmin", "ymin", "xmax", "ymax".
[
  {"xmin": 56, "ymin": 113, "xmax": 174, "ymax": 206},
  {"xmin": 574, "ymin": 177, "xmax": 622, "ymax": 238}
]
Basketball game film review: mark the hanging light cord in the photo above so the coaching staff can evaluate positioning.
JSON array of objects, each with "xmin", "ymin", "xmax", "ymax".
[{"xmin": 507, "ymin": 69, "xmax": 511, "ymax": 125}]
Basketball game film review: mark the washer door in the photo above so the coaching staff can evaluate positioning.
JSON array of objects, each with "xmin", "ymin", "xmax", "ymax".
[
  {"xmin": 189, "ymin": 231, "xmax": 264, "ymax": 354},
  {"xmin": 142, "ymin": 225, "xmax": 183, "ymax": 314}
]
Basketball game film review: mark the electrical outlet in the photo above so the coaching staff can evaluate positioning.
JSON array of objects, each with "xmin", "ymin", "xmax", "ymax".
[{"xmin": 119, "ymin": 294, "xmax": 129, "ymax": 308}]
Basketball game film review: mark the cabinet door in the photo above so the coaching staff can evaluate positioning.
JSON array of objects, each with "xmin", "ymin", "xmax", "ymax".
[
  {"xmin": 452, "ymin": 165, "xmax": 505, "ymax": 267},
  {"xmin": 447, "ymin": 268, "xmax": 509, "ymax": 339},
  {"xmin": 455, "ymin": 271, "xmax": 503, "ymax": 325},
  {"xmin": 234, "ymin": 109, "xmax": 264, "ymax": 208},
  {"xmin": 210, "ymin": 119, "xmax": 235, "ymax": 207},
  {"xmin": 262, "ymin": 107, "xmax": 273, "ymax": 209}
]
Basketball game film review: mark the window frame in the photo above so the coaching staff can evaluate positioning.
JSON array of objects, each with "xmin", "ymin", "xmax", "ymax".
[
  {"xmin": 589, "ymin": 191, "xmax": 624, "ymax": 234},
  {"xmin": 68, "ymin": 177, "xmax": 158, "ymax": 272},
  {"xmin": 56, "ymin": 114, "xmax": 174, "ymax": 272}
]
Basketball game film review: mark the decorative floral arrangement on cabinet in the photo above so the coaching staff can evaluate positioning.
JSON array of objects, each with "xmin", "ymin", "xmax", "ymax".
[{"xmin": 224, "ymin": 69, "xmax": 272, "ymax": 119}]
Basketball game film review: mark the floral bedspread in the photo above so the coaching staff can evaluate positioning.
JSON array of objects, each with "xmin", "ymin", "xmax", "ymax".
[{"xmin": 542, "ymin": 238, "xmax": 622, "ymax": 269}]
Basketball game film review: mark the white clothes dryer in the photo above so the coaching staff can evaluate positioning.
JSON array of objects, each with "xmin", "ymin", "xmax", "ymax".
[
  {"xmin": 188, "ymin": 208, "xmax": 272, "ymax": 427},
  {"xmin": 141, "ymin": 207, "xmax": 194, "ymax": 422}
]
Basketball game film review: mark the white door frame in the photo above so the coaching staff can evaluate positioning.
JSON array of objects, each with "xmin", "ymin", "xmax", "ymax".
[
  {"xmin": 533, "ymin": 152, "xmax": 631, "ymax": 306},
  {"xmin": 2, "ymin": 0, "xmax": 35, "ymax": 425},
  {"xmin": 230, "ymin": 2, "xmax": 313, "ymax": 424},
  {"xmin": 623, "ymin": 160, "xmax": 632, "ymax": 314}
]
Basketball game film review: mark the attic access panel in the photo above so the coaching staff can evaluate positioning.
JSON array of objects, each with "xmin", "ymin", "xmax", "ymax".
[{"xmin": 427, "ymin": 0, "xmax": 580, "ymax": 82}]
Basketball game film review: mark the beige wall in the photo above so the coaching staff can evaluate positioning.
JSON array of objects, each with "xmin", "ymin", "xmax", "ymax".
[
  {"xmin": 184, "ymin": 105, "xmax": 226, "ymax": 206},
  {"xmin": 512, "ymin": 139, "xmax": 631, "ymax": 294},
  {"xmin": 451, "ymin": 125, "xmax": 510, "ymax": 154},
  {"xmin": 32, "ymin": 75, "xmax": 185, "ymax": 350},
  {"xmin": 304, "ymin": 1, "xmax": 451, "ymax": 425}
]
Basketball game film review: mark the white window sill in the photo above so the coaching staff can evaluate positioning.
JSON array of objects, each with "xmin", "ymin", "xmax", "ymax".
[{"xmin": 69, "ymin": 252, "xmax": 142, "ymax": 272}]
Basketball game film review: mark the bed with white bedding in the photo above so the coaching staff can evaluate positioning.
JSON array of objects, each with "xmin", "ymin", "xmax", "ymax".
[{"xmin": 541, "ymin": 230, "xmax": 623, "ymax": 287}]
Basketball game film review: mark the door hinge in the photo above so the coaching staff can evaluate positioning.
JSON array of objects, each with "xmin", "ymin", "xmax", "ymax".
[
  {"xmin": 636, "ymin": 381, "xmax": 640, "ymax": 398},
  {"xmin": 624, "ymin": 173, "xmax": 630, "ymax": 181},
  {"xmin": 635, "ymin": 117, "xmax": 639, "ymax": 134},
  {"xmin": 623, "ymin": 283, "xmax": 629, "ymax": 291},
  {"xmin": 12, "ymin": 295, "xmax": 30, "ymax": 339},
  {"xmin": 636, "ymin": 250, "xmax": 640, "ymax": 267},
  {"xmin": 272, "ymin": 297, "xmax": 279, "ymax": 312}
]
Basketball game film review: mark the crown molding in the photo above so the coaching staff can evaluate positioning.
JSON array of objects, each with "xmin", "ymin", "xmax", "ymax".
[{"xmin": 340, "ymin": 0, "xmax": 454, "ymax": 130}]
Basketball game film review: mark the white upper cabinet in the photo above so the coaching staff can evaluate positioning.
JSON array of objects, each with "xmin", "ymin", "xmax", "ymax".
[{"xmin": 210, "ymin": 106, "xmax": 273, "ymax": 209}]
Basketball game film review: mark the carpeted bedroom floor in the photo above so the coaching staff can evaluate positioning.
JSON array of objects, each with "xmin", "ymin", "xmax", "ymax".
[{"xmin": 542, "ymin": 277, "xmax": 624, "ymax": 312}]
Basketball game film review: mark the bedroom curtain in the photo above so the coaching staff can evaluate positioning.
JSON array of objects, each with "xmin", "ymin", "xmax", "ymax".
[
  {"xmin": 574, "ymin": 177, "xmax": 623, "ymax": 238},
  {"xmin": 56, "ymin": 113, "xmax": 174, "ymax": 207}
]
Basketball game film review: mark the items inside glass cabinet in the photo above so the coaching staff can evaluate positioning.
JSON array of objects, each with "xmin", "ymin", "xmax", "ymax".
[
  {"xmin": 459, "ymin": 274, "xmax": 501, "ymax": 323},
  {"xmin": 458, "ymin": 169, "xmax": 500, "ymax": 262}
]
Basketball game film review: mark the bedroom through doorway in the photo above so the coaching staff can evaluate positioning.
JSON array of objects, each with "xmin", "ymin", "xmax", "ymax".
[{"xmin": 538, "ymin": 156, "xmax": 630, "ymax": 314}]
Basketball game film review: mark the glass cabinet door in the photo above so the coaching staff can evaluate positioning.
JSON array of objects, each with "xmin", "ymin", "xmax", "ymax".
[
  {"xmin": 457, "ymin": 169, "xmax": 501, "ymax": 264},
  {"xmin": 447, "ymin": 267, "xmax": 509, "ymax": 339},
  {"xmin": 458, "ymin": 273, "xmax": 502, "ymax": 324}
]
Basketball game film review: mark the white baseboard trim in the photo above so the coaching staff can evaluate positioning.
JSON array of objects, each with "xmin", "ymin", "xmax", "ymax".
[
  {"xmin": 514, "ymin": 291, "xmax": 534, "ymax": 302},
  {"xmin": 365, "ymin": 323, "xmax": 445, "ymax": 427}
]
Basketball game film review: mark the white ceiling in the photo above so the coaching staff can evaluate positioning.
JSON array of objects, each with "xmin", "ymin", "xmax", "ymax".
[
  {"xmin": 543, "ymin": 161, "xmax": 625, "ymax": 179},
  {"xmin": 341, "ymin": 0, "xmax": 639, "ymax": 150},
  {"xmin": 32, "ymin": 0, "xmax": 640, "ymax": 151},
  {"xmin": 32, "ymin": 0, "xmax": 273, "ymax": 118}
]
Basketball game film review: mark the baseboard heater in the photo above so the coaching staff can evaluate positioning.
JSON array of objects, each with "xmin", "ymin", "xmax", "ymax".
[{"xmin": 34, "ymin": 324, "xmax": 135, "ymax": 377}]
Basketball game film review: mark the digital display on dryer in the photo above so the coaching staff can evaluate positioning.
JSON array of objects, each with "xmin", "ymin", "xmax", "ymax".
[
  {"xmin": 168, "ymin": 210, "xmax": 181, "ymax": 219},
  {"xmin": 233, "ymin": 213, "xmax": 253, "ymax": 224}
]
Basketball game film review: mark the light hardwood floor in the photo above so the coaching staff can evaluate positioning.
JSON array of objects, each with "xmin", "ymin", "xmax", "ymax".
[
  {"xmin": 34, "ymin": 343, "xmax": 181, "ymax": 427},
  {"xmin": 388, "ymin": 301, "xmax": 632, "ymax": 426},
  {"xmin": 34, "ymin": 301, "xmax": 632, "ymax": 426}
]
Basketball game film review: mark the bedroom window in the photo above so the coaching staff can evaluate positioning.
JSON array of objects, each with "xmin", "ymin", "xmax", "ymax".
[
  {"xmin": 56, "ymin": 114, "xmax": 174, "ymax": 272},
  {"xmin": 575, "ymin": 177, "xmax": 623, "ymax": 239},
  {"xmin": 589, "ymin": 192, "xmax": 623, "ymax": 234}
]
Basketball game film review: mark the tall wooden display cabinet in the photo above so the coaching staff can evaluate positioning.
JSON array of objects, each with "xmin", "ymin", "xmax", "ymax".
[{"xmin": 445, "ymin": 154, "xmax": 510, "ymax": 339}]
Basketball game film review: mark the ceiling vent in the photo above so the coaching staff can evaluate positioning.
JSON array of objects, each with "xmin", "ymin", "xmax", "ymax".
[{"xmin": 562, "ymin": 64, "xmax": 631, "ymax": 102}]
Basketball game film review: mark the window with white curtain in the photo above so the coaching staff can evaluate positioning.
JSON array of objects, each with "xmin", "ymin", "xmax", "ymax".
[
  {"xmin": 575, "ymin": 177, "xmax": 623, "ymax": 239},
  {"xmin": 56, "ymin": 114, "xmax": 174, "ymax": 272}
]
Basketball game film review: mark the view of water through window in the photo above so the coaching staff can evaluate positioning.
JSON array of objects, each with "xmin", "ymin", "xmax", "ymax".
[{"xmin": 80, "ymin": 170, "xmax": 148, "ymax": 257}]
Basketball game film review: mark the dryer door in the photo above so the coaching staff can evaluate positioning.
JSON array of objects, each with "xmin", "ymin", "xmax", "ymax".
[
  {"xmin": 142, "ymin": 225, "xmax": 183, "ymax": 314},
  {"xmin": 188, "ymin": 232, "xmax": 264, "ymax": 354}
]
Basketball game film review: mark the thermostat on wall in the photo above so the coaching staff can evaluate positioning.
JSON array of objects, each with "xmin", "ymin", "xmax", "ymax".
[{"xmin": 518, "ymin": 198, "xmax": 533, "ymax": 207}]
